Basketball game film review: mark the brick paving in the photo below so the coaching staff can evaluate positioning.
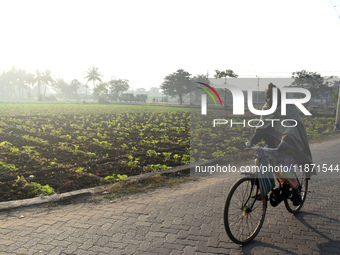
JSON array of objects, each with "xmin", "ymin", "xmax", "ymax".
[{"xmin": 0, "ymin": 138, "xmax": 339, "ymax": 254}]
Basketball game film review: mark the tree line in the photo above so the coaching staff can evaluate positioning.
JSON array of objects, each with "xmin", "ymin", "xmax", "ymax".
[
  {"xmin": 0, "ymin": 66, "xmax": 338, "ymax": 106},
  {"xmin": 0, "ymin": 66, "xmax": 160, "ymax": 100},
  {"xmin": 160, "ymin": 69, "xmax": 339, "ymax": 106}
]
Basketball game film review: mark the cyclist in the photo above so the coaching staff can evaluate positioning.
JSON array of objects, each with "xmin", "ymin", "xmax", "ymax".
[{"xmin": 246, "ymin": 83, "xmax": 314, "ymax": 206}]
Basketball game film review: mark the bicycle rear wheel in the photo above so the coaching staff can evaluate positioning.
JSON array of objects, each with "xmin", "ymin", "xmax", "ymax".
[
  {"xmin": 224, "ymin": 177, "xmax": 267, "ymax": 244},
  {"xmin": 284, "ymin": 170, "xmax": 308, "ymax": 214}
]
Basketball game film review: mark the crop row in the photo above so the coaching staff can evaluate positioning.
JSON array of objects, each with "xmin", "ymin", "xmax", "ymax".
[{"xmin": 0, "ymin": 103, "xmax": 335, "ymax": 201}]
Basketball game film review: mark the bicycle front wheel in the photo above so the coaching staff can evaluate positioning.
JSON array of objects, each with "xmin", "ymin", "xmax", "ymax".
[{"xmin": 224, "ymin": 177, "xmax": 267, "ymax": 244}]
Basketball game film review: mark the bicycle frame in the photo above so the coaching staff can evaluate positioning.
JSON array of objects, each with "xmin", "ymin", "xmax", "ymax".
[{"xmin": 241, "ymin": 178, "xmax": 260, "ymax": 212}]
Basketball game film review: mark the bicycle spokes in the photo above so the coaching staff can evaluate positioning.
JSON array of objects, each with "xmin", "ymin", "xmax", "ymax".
[{"xmin": 224, "ymin": 177, "xmax": 267, "ymax": 244}]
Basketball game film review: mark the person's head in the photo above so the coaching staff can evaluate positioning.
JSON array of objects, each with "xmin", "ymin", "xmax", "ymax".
[{"xmin": 265, "ymin": 83, "xmax": 281, "ymax": 108}]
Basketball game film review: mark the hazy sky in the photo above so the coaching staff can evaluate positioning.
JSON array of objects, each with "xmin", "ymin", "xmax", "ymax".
[{"xmin": 1, "ymin": 0, "xmax": 340, "ymax": 90}]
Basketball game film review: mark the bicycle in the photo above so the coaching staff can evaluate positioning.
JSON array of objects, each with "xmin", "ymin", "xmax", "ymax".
[{"xmin": 223, "ymin": 147, "xmax": 309, "ymax": 245}]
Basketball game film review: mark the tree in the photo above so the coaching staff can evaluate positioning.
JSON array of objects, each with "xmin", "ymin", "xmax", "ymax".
[
  {"xmin": 135, "ymin": 88, "xmax": 147, "ymax": 94},
  {"xmin": 0, "ymin": 68, "xmax": 35, "ymax": 99},
  {"xmin": 160, "ymin": 69, "xmax": 192, "ymax": 104},
  {"xmin": 84, "ymin": 83, "xmax": 90, "ymax": 98},
  {"xmin": 0, "ymin": 72, "xmax": 6, "ymax": 97},
  {"xmin": 148, "ymin": 87, "xmax": 161, "ymax": 95},
  {"xmin": 192, "ymin": 74, "xmax": 211, "ymax": 102},
  {"xmin": 25, "ymin": 72, "xmax": 35, "ymax": 99},
  {"xmin": 148, "ymin": 87, "xmax": 162, "ymax": 100},
  {"xmin": 16, "ymin": 68, "xmax": 27, "ymax": 98},
  {"xmin": 0, "ymin": 71, "xmax": 7, "ymax": 97},
  {"xmin": 41, "ymin": 70, "xmax": 54, "ymax": 97},
  {"xmin": 214, "ymin": 69, "xmax": 238, "ymax": 83},
  {"xmin": 93, "ymin": 82, "xmax": 108, "ymax": 97},
  {"xmin": 108, "ymin": 79, "xmax": 129, "ymax": 101},
  {"xmin": 35, "ymin": 69, "xmax": 43, "ymax": 99},
  {"xmin": 214, "ymin": 69, "xmax": 238, "ymax": 105},
  {"xmin": 323, "ymin": 77, "xmax": 337, "ymax": 108},
  {"xmin": 53, "ymin": 78, "xmax": 67, "ymax": 96},
  {"xmin": 53, "ymin": 78, "xmax": 76, "ymax": 98},
  {"xmin": 70, "ymin": 79, "xmax": 81, "ymax": 98},
  {"xmin": 4, "ymin": 67, "xmax": 18, "ymax": 98},
  {"xmin": 84, "ymin": 67, "xmax": 102, "ymax": 91},
  {"xmin": 331, "ymin": 80, "xmax": 340, "ymax": 105},
  {"xmin": 290, "ymin": 70, "xmax": 333, "ymax": 107}
]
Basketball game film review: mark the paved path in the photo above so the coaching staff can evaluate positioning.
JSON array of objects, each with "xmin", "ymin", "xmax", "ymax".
[{"xmin": 0, "ymin": 138, "xmax": 340, "ymax": 254}]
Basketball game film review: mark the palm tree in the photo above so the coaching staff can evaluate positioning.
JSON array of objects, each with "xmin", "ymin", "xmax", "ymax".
[
  {"xmin": 16, "ymin": 69, "xmax": 26, "ymax": 98},
  {"xmin": 84, "ymin": 83, "xmax": 89, "ymax": 98},
  {"xmin": 84, "ymin": 67, "xmax": 102, "ymax": 91},
  {"xmin": 0, "ymin": 71, "xmax": 9, "ymax": 97},
  {"xmin": 25, "ymin": 72, "xmax": 35, "ymax": 99},
  {"xmin": 35, "ymin": 69, "xmax": 43, "ymax": 100},
  {"xmin": 0, "ymin": 68, "xmax": 34, "ymax": 99},
  {"xmin": 53, "ymin": 78, "xmax": 69, "ymax": 98},
  {"xmin": 70, "ymin": 79, "xmax": 81, "ymax": 98},
  {"xmin": 7, "ymin": 67, "xmax": 18, "ymax": 98},
  {"xmin": 42, "ymin": 70, "xmax": 54, "ymax": 97}
]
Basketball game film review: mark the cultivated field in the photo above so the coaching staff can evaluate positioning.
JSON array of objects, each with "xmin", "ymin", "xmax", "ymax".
[
  {"xmin": 0, "ymin": 103, "xmax": 335, "ymax": 201},
  {"xmin": 0, "ymin": 104, "xmax": 190, "ymax": 201}
]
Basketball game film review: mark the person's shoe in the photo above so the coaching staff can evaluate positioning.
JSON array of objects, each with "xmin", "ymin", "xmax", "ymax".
[{"xmin": 292, "ymin": 189, "xmax": 302, "ymax": 206}]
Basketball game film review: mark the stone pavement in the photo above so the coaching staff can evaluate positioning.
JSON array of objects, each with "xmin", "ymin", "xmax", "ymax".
[{"xmin": 0, "ymin": 138, "xmax": 340, "ymax": 255}]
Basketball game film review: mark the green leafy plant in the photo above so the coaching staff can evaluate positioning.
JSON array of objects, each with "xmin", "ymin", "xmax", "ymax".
[
  {"xmin": 226, "ymin": 146, "xmax": 239, "ymax": 154},
  {"xmin": 143, "ymin": 164, "xmax": 172, "ymax": 172},
  {"xmin": 122, "ymin": 155, "xmax": 140, "ymax": 169},
  {"xmin": 0, "ymin": 160, "xmax": 18, "ymax": 172},
  {"xmin": 9, "ymin": 147, "xmax": 20, "ymax": 156},
  {"xmin": 22, "ymin": 135, "xmax": 48, "ymax": 145},
  {"xmin": 212, "ymin": 151, "xmax": 225, "ymax": 158},
  {"xmin": 121, "ymin": 143, "xmax": 129, "ymax": 150},
  {"xmin": 13, "ymin": 176, "xmax": 27, "ymax": 187},
  {"xmin": 30, "ymin": 182, "xmax": 55, "ymax": 196},
  {"xmin": 173, "ymin": 154, "xmax": 181, "ymax": 162},
  {"xmin": 77, "ymin": 136, "xmax": 89, "ymax": 141},
  {"xmin": 103, "ymin": 174, "xmax": 128, "ymax": 183},
  {"xmin": 22, "ymin": 146, "xmax": 40, "ymax": 159},
  {"xmin": 75, "ymin": 167, "xmax": 86, "ymax": 176},
  {"xmin": 162, "ymin": 152, "xmax": 172, "ymax": 161},
  {"xmin": 92, "ymin": 138, "xmax": 112, "ymax": 149},
  {"xmin": 97, "ymin": 132, "xmax": 108, "ymax": 139},
  {"xmin": 0, "ymin": 141, "xmax": 13, "ymax": 149},
  {"xmin": 58, "ymin": 142, "xmax": 69, "ymax": 150},
  {"xmin": 72, "ymin": 145, "xmax": 85, "ymax": 156},
  {"xmin": 86, "ymin": 152, "xmax": 96, "ymax": 158},
  {"xmin": 49, "ymin": 160, "xmax": 59, "ymax": 168},
  {"xmin": 60, "ymin": 134, "xmax": 72, "ymax": 140},
  {"xmin": 50, "ymin": 129, "xmax": 61, "ymax": 136},
  {"xmin": 146, "ymin": 150, "xmax": 160, "ymax": 158},
  {"xmin": 181, "ymin": 154, "xmax": 191, "ymax": 164},
  {"xmin": 92, "ymin": 138, "xmax": 101, "ymax": 145}
]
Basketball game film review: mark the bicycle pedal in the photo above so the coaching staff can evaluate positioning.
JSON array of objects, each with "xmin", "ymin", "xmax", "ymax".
[{"xmin": 269, "ymin": 188, "xmax": 283, "ymax": 207}]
